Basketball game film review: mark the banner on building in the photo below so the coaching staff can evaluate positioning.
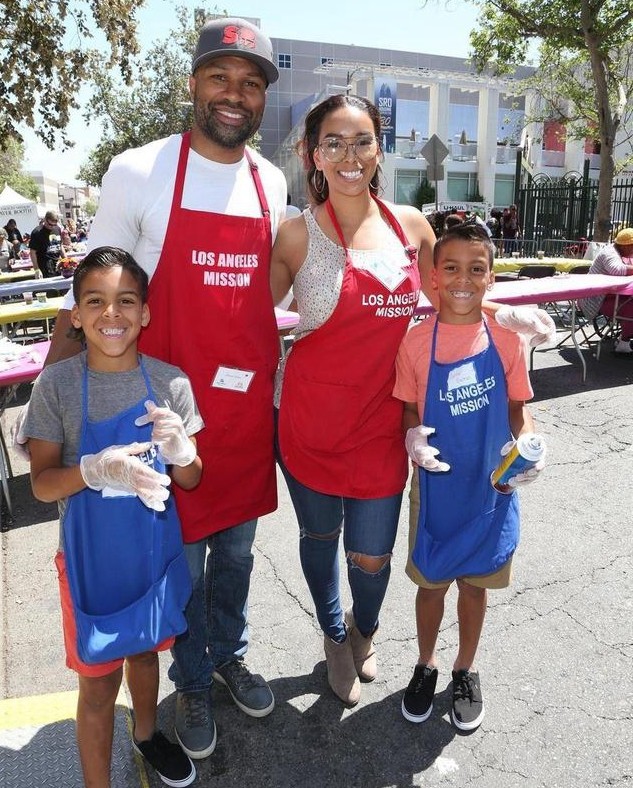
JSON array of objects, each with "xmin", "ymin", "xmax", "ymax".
[{"xmin": 375, "ymin": 79, "xmax": 397, "ymax": 154}]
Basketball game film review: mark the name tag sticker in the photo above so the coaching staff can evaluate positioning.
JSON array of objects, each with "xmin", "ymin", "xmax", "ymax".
[
  {"xmin": 212, "ymin": 365, "xmax": 255, "ymax": 393},
  {"xmin": 364, "ymin": 257, "xmax": 407, "ymax": 292},
  {"xmin": 447, "ymin": 362, "xmax": 477, "ymax": 390}
]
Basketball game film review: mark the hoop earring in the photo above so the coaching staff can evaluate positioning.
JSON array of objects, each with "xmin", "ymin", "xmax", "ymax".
[{"xmin": 312, "ymin": 169, "xmax": 326, "ymax": 197}]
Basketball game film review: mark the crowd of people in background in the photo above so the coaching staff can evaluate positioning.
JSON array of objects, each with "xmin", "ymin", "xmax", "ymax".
[
  {"xmin": 1, "ymin": 213, "xmax": 89, "ymax": 274},
  {"xmin": 425, "ymin": 205, "xmax": 522, "ymax": 257}
]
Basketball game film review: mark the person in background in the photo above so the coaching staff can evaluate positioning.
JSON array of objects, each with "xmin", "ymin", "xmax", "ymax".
[
  {"xmin": 0, "ymin": 229, "xmax": 11, "ymax": 271},
  {"xmin": 23, "ymin": 247, "xmax": 203, "ymax": 788},
  {"xmin": 29, "ymin": 210, "xmax": 63, "ymax": 277},
  {"xmin": 501, "ymin": 204, "xmax": 521, "ymax": 256},
  {"xmin": 270, "ymin": 94, "xmax": 555, "ymax": 708},
  {"xmin": 4, "ymin": 218, "xmax": 23, "ymax": 260},
  {"xmin": 578, "ymin": 227, "xmax": 633, "ymax": 355},
  {"xmin": 394, "ymin": 222, "xmax": 544, "ymax": 732},
  {"xmin": 16, "ymin": 16, "xmax": 286, "ymax": 763}
]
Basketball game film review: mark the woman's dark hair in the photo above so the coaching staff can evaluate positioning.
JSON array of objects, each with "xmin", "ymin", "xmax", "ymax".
[
  {"xmin": 69, "ymin": 246, "xmax": 149, "ymax": 342},
  {"xmin": 299, "ymin": 94, "xmax": 383, "ymax": 205},
  {"xmin": 72, "ymin": 246, "xmax": 149, "ymax": 304},
  {"xmin": 433, "ymin": 223, "xmax": 495, "ymax": 268}
]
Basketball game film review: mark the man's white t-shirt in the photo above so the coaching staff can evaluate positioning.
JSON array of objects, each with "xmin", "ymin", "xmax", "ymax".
[{"xmin": 64, "ymin": 134, "xmax": 287, "ymax": 307}]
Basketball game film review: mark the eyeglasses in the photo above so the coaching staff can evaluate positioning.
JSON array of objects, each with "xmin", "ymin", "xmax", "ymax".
[{"xmin": 317, "ymin": 134, "xmax": 379, "ymax": 163}]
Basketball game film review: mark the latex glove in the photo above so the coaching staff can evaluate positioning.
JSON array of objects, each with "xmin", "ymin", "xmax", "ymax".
[
  {"xmin": 79, "ymin": 442, "xmax": 171, "ymax": 511},
  {"xmin": 405, "ymin": 425, "xmax": 450, "ymax": 472},
  {"xmin": 11, "ymin": 403, "xmax": 30, "ymax": 461},
  {"xmin": 134, "ymin": 400, "xmax": 196, "ymax": 467},
  {"xmin": 33, "ymin": 268, "xmax": 43, "ymax": 279},
  {"xmin": 495, "ymin": 305, "xmax": 556, "ymax": 347},
  {"xmin": 499, "ymin": 439, "xmax": 547, "ymax": 488}
]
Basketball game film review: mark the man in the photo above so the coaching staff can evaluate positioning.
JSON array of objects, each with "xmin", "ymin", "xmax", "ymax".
[
  {"xmin": 33, "ymin": 17, "xmax": 287, "ymax": 760},
  {"xmin": 578, "ymin": 227, "xmax": 633, "ymax": 354},
  {"xmin": 29, "ymin": 210, "xmax": 63, "ymax": 277}
]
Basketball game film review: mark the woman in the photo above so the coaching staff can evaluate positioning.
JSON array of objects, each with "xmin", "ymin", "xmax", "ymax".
[{"xmin": 270, "ymin": 94, "xmax": 553, "ymax": 707}]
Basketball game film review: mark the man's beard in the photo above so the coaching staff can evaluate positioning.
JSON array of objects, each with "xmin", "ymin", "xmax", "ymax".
[{"xmin": 193, "ymin": 99, "xmax": 262, "ymax": 149}]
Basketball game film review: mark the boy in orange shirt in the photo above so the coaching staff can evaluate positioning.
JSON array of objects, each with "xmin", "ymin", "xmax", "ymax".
[{"xmin": 394, "ymin": 222, "xmax": 545, "ymax": 731}]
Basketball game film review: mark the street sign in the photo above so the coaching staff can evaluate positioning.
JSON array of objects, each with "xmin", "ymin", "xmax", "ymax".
[
  {"xmin": 426, "ymin": 165, "xmax": 444, "ymax": 181},
  {"xmin": 421, "ymin": 134, "xmax": 449, "ymax": 167}
]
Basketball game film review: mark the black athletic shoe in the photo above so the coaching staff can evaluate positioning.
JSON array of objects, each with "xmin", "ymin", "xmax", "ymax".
[
  {"xmin": 451, "ymin": 669, "xmax": 485, "ymax": 731},
  {"xmin": 133, "ymin": 730, "xmax": 196, "ymax": 787},
  {"xmin": 401, "ymin": 664, "xmax": 438, "ymax": 723}
]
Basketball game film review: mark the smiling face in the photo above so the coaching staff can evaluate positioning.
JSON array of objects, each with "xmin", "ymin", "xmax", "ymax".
[
  {"xmin": 433, "ymin": 239, "xmax": 494, "ymax": 324},
  {"xmin": 189, "ymin": 55, "xmax": 266, "ymax": 160},
  {"xmin": 71, "ymin": 266, "xmax": 150, "ymax": 372},
  {"xmin": 313, "ymin": 106, "xmax": 381, "ymax": 199}
]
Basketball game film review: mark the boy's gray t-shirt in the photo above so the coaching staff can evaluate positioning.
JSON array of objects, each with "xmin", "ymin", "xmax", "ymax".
[{"xmin": 23, "ymin": 351, "xmax": 204, "ymax": 524}]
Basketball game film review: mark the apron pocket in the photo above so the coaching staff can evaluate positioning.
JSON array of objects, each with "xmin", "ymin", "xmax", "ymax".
[
  {"xmin": 74, "ymin": 551, "xmax": 192, "ymax": 665},
  {"xmin": 288, "ymin": 377, "xmax": 361, "ymax": 453},
  {"xmin": 413, "ymin": 493, "xmax": 519, "ymax": 583}
]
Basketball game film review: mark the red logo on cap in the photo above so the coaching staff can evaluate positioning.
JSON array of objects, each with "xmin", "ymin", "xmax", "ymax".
[{"xmin": 222, "ymin": 25, "xmax": 257, "ymax": 50}]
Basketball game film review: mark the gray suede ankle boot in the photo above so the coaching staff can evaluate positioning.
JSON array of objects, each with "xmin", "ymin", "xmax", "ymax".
[
  {"xmin": 323, "ymin": 632, "xmax": 361, "ymax": 706},
  {"xmin": 345, "ymin": 608, "xmax": 377, "ymax": 682}
]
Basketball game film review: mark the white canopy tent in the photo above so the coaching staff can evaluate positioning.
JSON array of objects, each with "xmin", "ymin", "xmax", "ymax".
[{"xmin": 0, "ymin": 184, "xmax": 40, "ymax": 234}]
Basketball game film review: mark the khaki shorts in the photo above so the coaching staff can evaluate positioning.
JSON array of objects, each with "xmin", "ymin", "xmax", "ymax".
[{"xmin": 406, "ymin": 467, "xmax": 513, "ymax": 590}]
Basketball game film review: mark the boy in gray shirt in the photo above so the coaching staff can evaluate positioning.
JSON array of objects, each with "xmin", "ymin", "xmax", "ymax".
[{"xmin": 24, "ymin": 246, "xmax": 203, "ymax": 788}]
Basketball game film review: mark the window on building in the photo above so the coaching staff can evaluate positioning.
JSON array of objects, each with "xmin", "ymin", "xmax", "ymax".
[
  {"xmin": 494, "ymin": 175, "xmax": 515, "ymax": 207},
  {"xmin": 321, "ymin": 57, "xmax": 333, "ymax": 66},
  {"xmin": 447, "ymin": 172, "xmax": 479, "ymax": 201},
  {"xmin": 278, "ymin": 54, "xmax": 292, "ymax": 69},
  {"xmin": 394, "ymin": 169, "xmax": 427, "ymax": 206},
  {"xmin": 379, "ymin": 62, "xmax": 392, "ymax": 68}
]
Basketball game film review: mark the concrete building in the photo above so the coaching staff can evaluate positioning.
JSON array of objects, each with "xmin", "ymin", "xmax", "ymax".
[{"xmin": 203, "ymin": 14, "xmax": 612, "ymax": 210}]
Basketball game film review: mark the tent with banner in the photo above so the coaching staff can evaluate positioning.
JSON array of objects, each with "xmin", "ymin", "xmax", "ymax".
[{"xmin": 0, "ymin": 184, "xmax": 40, "ymax": 234}]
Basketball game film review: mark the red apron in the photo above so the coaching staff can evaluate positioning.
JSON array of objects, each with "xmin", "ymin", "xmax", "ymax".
[
  {"xmin": 278, "ymin": 196, "xmax": 420, "ymax": 498},
  {"xmin": 139, "ymin": 132, "xmax": 278, "ymax": 540}
]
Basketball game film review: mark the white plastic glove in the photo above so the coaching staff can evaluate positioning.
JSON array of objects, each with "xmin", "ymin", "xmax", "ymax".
[
  {"xmin": 134, "ymin": 400, "xmax": 196, "ymax": 467},
  {"xmin": 495, "ymin": 305, "xmax": 556, "ymax": 347},
  {"xmin": 11, "ymin": 403, "xmax": 30, "ymax": 461},
  {"xmin": 498, "ymin": 439, "xmax": 547, "ymax": 488},
  {"xmin": 33, "ymin": 268, "xmax": 43, "ymax": 279},
  {"xmin": 405, "ymin": 425, "xmax": 450, "ymax": 472},
  {"xmin": 79, "ymin": 442, "xmax": 171, "ymax": 511}
]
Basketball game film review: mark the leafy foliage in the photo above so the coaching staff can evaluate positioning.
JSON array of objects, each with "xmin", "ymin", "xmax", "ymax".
[
  {"xmin": 0, "ymin": 0, "xmax": 145, "ymax": 150},
  {"xmin": 468, "ymin": 0, "xmax": 633, "ymax": 239},
  {"xmin": 0, "ymin": 137, "xmax": 39, "ymax": 199}
]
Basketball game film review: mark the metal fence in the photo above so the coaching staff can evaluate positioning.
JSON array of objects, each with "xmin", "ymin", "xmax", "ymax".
[{"xmin": 518, "ymin": 164, "xmax": 633, "ymax": 242}]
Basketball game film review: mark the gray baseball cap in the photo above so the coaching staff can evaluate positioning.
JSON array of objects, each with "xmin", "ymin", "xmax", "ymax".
[{"xmin": 192, "ymin": 17, "xmax": 279, "ymax": 85}]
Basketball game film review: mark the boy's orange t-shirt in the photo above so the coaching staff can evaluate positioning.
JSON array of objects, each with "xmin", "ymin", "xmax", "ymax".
[{"xmin": 394, "ymin": 316, "xmax": 533, "ymax": 418}]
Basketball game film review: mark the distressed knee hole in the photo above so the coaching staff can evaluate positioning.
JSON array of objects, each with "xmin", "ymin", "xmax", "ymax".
[
  {"xmin": 300, "ymin": 526, "xmax": 341, "ymax": 542},
  {"xmin": 347, "ymin": 552, "xmax": 391, "ymax": 574}
]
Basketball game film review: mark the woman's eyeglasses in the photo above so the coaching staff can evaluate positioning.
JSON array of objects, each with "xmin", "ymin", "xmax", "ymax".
[{"xmin": 317, "ymin": 135, "xmax": 379, "ymax": 163}]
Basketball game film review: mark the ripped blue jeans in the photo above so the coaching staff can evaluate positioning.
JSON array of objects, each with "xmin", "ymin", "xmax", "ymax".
[{"xmin": 277, "ymin": 453, "xmax": 402, "ymax": 642}]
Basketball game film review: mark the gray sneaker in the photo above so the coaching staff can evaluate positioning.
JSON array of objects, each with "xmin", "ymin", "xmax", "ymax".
[
  {"xmin": 174, "ymin": 690, "xmax": 217, "ymax": 760},
  {"xmin": 212, "ymin": 659, "xmax": 275, "ymax": 718}
]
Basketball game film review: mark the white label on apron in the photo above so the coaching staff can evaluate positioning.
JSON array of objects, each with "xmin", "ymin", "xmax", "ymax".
[
  {"xmin": 212, "ymin": 365, "xmax": 255, "ymax": 393},
  {"xmin": 363, "ymin": 257, "xmax": 407, "ymax": 292},
  {"xmin": 447, "ymin": 362, "xmax": 477, "ymax": 390}
]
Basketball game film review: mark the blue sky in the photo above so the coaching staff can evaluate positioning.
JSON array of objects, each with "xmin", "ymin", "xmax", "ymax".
[{"xmin": 22, "ymin": 0, "xmax": 484, "ymax": 183}]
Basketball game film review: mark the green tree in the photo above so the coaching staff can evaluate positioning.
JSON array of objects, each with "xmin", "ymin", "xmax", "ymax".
[
  {"xmin": 1, "ymin": 0, "xmax": 145, "ymax": 150},
  {"xmin": 0, "ymin": 137, "xmax": 39, "ymax": 199},
  {"xmin": 468, "ymin": 0, "xmax": 633, "ymax": 240},
  {"xmin": 78, "ymin": 9, "xmax": 195, "ymax": 185}
]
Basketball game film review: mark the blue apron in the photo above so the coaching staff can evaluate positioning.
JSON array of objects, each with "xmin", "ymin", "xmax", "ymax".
[
  {"xmin": 62, "ymin": 357, "xmax": 192, "ymax": 664},
  {"xmin": 412, "ymin": 318, "xmax": 520, "ymax": 583}
]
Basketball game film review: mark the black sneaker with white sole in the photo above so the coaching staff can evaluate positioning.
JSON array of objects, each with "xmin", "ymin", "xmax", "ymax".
[
  {"xmin": 133, "ymin": 730, "xmax": 196, "ymax": 787},
  {"xmin": 401, "ymin": 664, "xmax": 438, "ymax": 723},
  {"xmin": 451, "ymin": 669, "xmax": 485, "ymax": 731}
]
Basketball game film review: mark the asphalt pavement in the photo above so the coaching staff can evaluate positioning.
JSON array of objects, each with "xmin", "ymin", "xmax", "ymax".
[{"xmin": 1, "ymin": 338, "xmax": 632, "ymax": 788}]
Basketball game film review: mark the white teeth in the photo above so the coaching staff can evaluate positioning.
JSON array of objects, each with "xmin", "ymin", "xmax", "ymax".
[
  {"xmin": 339, "ymin": 170, "xmax": 362, "ymax": 180},
  {"xmin": 218, "ymin": 109, "xmax": 243, "ymax": 120},
  {"xmin": 101, "ymin": 328, "xmax": 125, "ymax": 336},
  {"xmin": 451, "ymin": 291, "xmax": 473, "ymax": 299}
]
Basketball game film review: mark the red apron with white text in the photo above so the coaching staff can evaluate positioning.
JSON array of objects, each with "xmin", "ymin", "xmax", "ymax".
[
  {"xmin": 139, "ymin": 132, "xmax": 278, "ymax": 540},
  {"xmin": 278, "ymin": 196, "xmax": 420, "ymax": 498}
]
